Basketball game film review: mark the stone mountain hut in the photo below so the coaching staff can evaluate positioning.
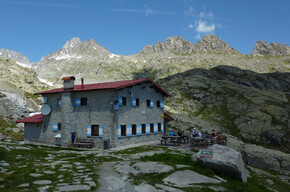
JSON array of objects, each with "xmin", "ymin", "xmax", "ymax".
[{"xmin": 17, "ymin": 77, "xmax": 171, "ymax": 149}]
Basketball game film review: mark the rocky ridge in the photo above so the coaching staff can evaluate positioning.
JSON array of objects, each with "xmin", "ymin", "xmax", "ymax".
[
  {"xmin": 31, "ymin": 35, "xmax": 289, "ymax": 86},
  {"xmin": 251, "ymin": 41, "xmax": 290, "ymax": 56},
  {"xmin": 0, "ymin": 49, "xmax": 32, "ymax": 68}
]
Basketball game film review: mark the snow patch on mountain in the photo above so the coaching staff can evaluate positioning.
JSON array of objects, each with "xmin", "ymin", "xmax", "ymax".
[
  {"xmin": 37, "ymin": 77, "xmax": 54, "ymax": 86},
  {"xmin": 109, "ymin": 54, "xmax": 119, "ymax": 58}
]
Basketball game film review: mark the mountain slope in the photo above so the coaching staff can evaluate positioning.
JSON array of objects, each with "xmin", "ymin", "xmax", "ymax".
[
  {"xmin": 0, "ymin": 56, "xmax": 48, "ymax": 121},
  {"xmin": 158, "ymin": 66, "xmax": 290, "ymax": 151}
]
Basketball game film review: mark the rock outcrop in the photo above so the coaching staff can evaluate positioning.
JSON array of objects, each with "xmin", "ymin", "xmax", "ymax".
[
  {"xmin": 0, "ymin": 57, "xmax": 45, "ymax": 121},
  {"xmin": 194, "ymin": 35, "xmax": 240, "ymax": 54},
  {"xmin": 251, "ymin": 41, "xmax": 290, "ymax": 56},
  {"xmin": 159, "ymin": 65, "xmax": 290, "ymax": 148},
  {"xmin": 227, "ymin": 135, "xmax": 290, "ymax": 172},
  {"xmin": 196, "ymin": 145, "xmax": 248, "ymax": 182},
  {"xmin": 0, "ymin": 49, "xmax": 31, "ymax": 68}
]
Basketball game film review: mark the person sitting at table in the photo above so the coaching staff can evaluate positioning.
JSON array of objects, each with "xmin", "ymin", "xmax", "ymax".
[
  {"xmin": 169, "ymin": 130, "xmax": 175, "ymax": 136},
  {"xmin": 177, "ymin": 130, "xmax": 182, "ymax": 136},
  {"xmin": 181, "ymin": 130, "xmax": 187, "ymax": 137},
  {"xmin": 198, "ymin": 131, "xmax": 202, "ymax": 137},
  {"xmin": 211, "ymin": 129, "xmax": 216, "ymax": 139},
  {"xmin": 192, "ymin": 128, "xmax": 197, "ymax": 137},
  {"xmin": 217, "ymin": 132, "xmax": 223, "ymax": 144}
]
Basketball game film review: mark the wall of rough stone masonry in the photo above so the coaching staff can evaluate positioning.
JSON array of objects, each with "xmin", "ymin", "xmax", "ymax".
[
  {"xmin": 24, "ymin": 80, "xmax": 167, "ymax": 149},
  {"xmin": 24, "ymin": 93, "xmax": 63, "ymax": 145},
  {"xmin": 114, "ymin": 81, "xmax": 165, "ymax": 148}
]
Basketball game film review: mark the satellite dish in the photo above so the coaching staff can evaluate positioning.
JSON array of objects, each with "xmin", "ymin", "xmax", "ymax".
[{"xmin": 41, "ymin": 104, "xmax": 51, "ymax": 115}]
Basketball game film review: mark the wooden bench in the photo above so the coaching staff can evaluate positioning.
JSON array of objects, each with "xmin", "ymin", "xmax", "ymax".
[
  {"xmin": 160, "ymin": 139, "xmax": 167, "ymax": 145},
  {"xmin": 169, "ymin": 140, "xmax": 180, "ymax": 146},
  {"xmin": 72, "ymin": 138, "xmax": 94, "ymax": 149}
]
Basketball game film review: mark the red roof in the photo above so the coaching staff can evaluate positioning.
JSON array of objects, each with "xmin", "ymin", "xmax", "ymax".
[
  {"xmin": 16, "ymin": 114, "xmax": 44, "ymax": 124},
  {"xmin": 35, "ymin": 78, "xmax": 170, "ymax": 96},
  {"xmin": 61, "ymin": 76, "xmax": 75, "ymax": 80},
  {"xmin": 164, "ymin": 112, "xmax": 175, "ymax": 121}
]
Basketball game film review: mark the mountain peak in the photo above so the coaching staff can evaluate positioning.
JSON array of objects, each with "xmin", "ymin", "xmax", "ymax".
[
  {"xmin": 0, "ymin": 49, "xmax": 31, "ymax": 68},
  {"xmin": 251, "ymin": 41, "xmax": 290, "ymax": 56},
  {"xmin": 63, "ymin": 37, "xmax": 81, "ymax": 49},
  {"xmin": 195, "ymin": 34, "xmax": 240, "ymax": 54}
]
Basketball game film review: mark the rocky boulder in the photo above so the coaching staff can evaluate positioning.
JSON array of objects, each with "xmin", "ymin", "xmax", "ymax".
[
  {"xmin": 196, "ymin": 144, "xmax": 248, "ymax": 182},
  {"xmin": 242, "ymin": 144, "xmax": 290, "ymax": 171},
  {"xmin": 227, "ymin": 136, "xmax": 290, "ymax": 172}
]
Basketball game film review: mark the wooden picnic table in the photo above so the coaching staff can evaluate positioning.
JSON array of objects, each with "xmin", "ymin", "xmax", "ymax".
[
  {"xmin": 191, "ymin": 137, "xmax": 213, "ymax": 146},
  {"xmin": 160, "ymin": 136, "xmax": 182, "ymax": 146}
]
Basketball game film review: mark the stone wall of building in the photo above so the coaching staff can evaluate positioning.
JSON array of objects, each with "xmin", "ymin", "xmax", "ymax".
[
  {"xmin": 25, "ymin": 80, "xmax": 167, "ymax": 149},
  {"xmin": 114, "ymin": 81, "xmax": 165, "ymax": 148}
]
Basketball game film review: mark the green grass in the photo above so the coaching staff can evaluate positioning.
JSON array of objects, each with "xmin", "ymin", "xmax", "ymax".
[{"xmin": 111, "ymin": 145, "xmax": 163, "ymax": 155}]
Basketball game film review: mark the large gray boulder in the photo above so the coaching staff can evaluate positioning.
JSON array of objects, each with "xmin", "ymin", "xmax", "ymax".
[
  {"xmin": 227, "ymin": 136, "xmax": 290, "ymax": 171},
  {"xmin": 242, "ymin": 144, "xmax": 290, "ymax": 171},
  {"xmin": 196, "ymin": 144, "xmax": 247, "ymax": 182}
]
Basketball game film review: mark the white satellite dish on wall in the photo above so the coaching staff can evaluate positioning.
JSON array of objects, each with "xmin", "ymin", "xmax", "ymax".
[{"xmin": 41, "ymin": 104, "xmax": 51, "ymax": 115}]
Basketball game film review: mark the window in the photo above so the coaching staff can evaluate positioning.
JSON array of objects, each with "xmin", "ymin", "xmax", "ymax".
[
  {"xmin": 150, "ymin": 123, "xmax": 154, "ymax": 133},
  {"xmin": 146, "ymin": 99, "xmax": 151, "ymax": 107},
  {"xmin": 122, "ymin": 97, "xmax": 126, "ymax": 105},
  {"xmin": 81, "ymin": 97, "xmax": 88, "ymax": 106},
  {"xmin": 158, "ymin": 123, "xmax": 161, "ymax": 132},
  {"xmin": 58, "ymin": 99, "xmax": 62, "ymax": 107},
  {"xmin": 132, "ymin": 98, "xmax": 140, "ymax": 107},
  {"xmin": 91, "ymin": 125, "xmax": 99, "ymax": 136},
  {"xmin": 132, "ymin": 124, "xmax": 137, "ymax": 136},
  {"xmin": 58, "ymin": 123, "xmax": 61, "ymax": 131},
  {"xmin": 156, "ymin": 100, "xmax": 160, "ymax": 108},
  {"xmin": 142, "ymin": 124, "xmax": 146, "ymax": 134},
  {"xmin": 121, "ymin": 125, "xmax": 126, "ymax": 136}
]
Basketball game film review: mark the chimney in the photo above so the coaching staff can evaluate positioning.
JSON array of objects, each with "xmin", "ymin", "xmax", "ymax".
[
  {"xmin": 81, "ymin": 77, "xmax": 84, "ymax": 88},
  {"xmin": 61, "ymin": 76, "xmax": 75, "ymax": 90}
]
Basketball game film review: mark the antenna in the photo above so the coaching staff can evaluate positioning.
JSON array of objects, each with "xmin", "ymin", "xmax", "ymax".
[{"xmin": 41, "ymin": 104, "xmax": 51, "ymax": 115}]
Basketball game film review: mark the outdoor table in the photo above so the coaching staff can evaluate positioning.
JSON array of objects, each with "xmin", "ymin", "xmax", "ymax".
[
  {"xmin": 161, "ymin": 136, "xmax": 182, "ymax": 145},
  {"xmin": 191, "ymin": 137, "xmax": 207, "ymax": 146}
]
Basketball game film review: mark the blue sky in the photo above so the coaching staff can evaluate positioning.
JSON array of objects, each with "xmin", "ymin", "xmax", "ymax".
[{"xmin": 0, "ymin": 0, "xmax": 289, "ymax": 62}]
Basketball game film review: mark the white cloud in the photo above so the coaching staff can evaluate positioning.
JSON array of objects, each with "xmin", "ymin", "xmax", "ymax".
[
  {"xmin": 195, "ymin": 20, "xmax": 215, "ymax": 33},
  {"xmin": 186, "ymin": 7, "xmax": 220, "ymax": 39},
  {"xmin": 110, "ymin": 5, "xmax": 175, "ymax": 16}
]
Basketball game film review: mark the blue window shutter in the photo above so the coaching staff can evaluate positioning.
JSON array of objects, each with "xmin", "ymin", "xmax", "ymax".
[
  {"xmin": 99, "ymin": 126, "xmax": 103, "ymax": 138},
  {"xmin": 87, "ymin": 125, "xmax": 91, "ymax": 137},
  {"xmin": 146, "ymin": 124, "xmax": 150, "ymax": 134},
  {"xmin": 118, "ymin": 97, "xmax": 123, "ymax": 106},
  {"xmin": 52, "ymin": 123, "xmax": 58, "ymax": 132},
  {"xmin": 137, "ymin": 124, "xmax": 141, "ymax": 135},
  {"xmin": 113, "ymin": 100, "xmax": 119, "ymax": 111},
  {"xmin": 58, "ymin": 99, "xmax": 62, "ymax": 107},
  {"xmin": 132, "ymin": 98, "xmax": 136, "ymax": 107},
  {"xmin": 126, "ymin": 125, "xmax": 132, "ymax": 136},
  {"xmin": 75, "ymin": 98, "xmax": 81, "ymax": 106},
  {"xmin": 154, "ymin": 123, "xmax": 158, "ymax": 133},
  {"xmin": 161, "ymin": 123, "xmax": 164, "ymax": 132},
  {"xmin": 117, "ymin": 126, "xmax": 121, "ymax": 138},
  {"xmin": 160, "ymin": 101, "xmax": 164, "ymax": 108},
  {"xmin": 150, "ymin": 100, "xmax": 154, "ymax": 108}
]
